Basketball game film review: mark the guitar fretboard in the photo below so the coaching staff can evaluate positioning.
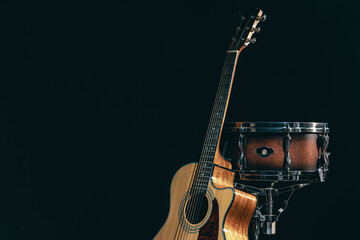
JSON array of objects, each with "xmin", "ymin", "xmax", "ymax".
[{"xmin": 192, "ymin": 51, "xmax": 238, "ymax": 193}]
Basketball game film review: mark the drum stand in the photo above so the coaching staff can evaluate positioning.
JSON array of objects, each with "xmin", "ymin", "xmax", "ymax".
[
  {"xmin": 228, "ymin": 123, "xmax": 329, "ymax": 239},
  {"xmin": 221, "ymin": 122, "xmax": 330, "ymax": 239},
  {"xmin": 234, "ymin": 164, "xmax": 329, "ymax": 240},
  {"xmin": 235, "ymin": 181, "xmax": 308, "ymax": 238}
]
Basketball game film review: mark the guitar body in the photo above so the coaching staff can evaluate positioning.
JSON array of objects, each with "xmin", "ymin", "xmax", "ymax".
[{"xmin": 155, "ymin": 153, "xmax": 256, "ymax": 240}]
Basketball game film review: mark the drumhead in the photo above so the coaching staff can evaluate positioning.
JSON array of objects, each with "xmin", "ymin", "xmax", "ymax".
[{"xmin": 224, "ymin": 122, "xmax": 329, "ymax": 133}]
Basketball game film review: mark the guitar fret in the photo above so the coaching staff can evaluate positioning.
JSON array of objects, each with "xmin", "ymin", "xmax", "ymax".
[
  {"xmin": 200, "ymin": 158, "xmax": 214, "ymax": 162},
  {"xmin": 203, "ymin": 148, "xmax": 216, "ymax": 151},
  {"xmin": 204, "ymin": 150, "xmax": 216, "ymax": 154},
  {"xmin": 204, "ymin": 142, "xmax": 216, "ymax": 147},
  {"xmin": 195, "ymin": 176, "xmax": 211, "ymax": 181},
  {"xmin": 195, "ymin": 178, "xmax": 209, "ymax": 182},
  {"xmin": 215, "ymin": 102, "xmax": 226, "ymax": 106},
  {"xmin": 203, "ymin": 150, "xmax": 216, "ymax": 153},
  {"xmin": 204, "ymin": 143, "xmax": 217, "ymax": 147},
  {"xmin": 199, "ymin": 166, "xmax": 214, "ymax": 171},
  {"xmin": 208, "ymin": 125, "xmax": 222, "ymax": 128},
  {"xmin": 197, "ymin": 174, "xmax": 212, "ymax": 178},
  {"xmin": 193, "ymin": 50, "xmax": 238, "ymax": 191},
  {"xmin": 203, "ymin": 146, "xmax": 215, "ymax": 153},
  {"xmin": 206, "ymin": 137, "xmax": 218, "ymax": 140},
  {"xmin": 201, "ymin": 155, "xmax": 214, "ymax": 159},
  {"xmin": 199, "ymin": 165, "xmax": 213, "ymax": 169}
]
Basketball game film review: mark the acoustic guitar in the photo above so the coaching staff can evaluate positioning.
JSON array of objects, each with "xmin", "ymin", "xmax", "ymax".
[{"xmin": 155, "ymin": 9, "xmax": 265, "ymax": 240}]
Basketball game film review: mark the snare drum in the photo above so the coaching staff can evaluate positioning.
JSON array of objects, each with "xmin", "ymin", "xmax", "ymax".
[{"xmin": 220, "ymin": 122, "xmax": 330, "ymax": 181}]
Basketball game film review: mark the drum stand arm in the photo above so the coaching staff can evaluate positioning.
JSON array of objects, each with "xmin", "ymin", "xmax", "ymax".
[
  {"xmin": 235, "ymin": 182, "xmax": 310, "ymax": 237},
  {"xmin": 234, "ymin": 182, "xmax": 309, "ymax": 195}
]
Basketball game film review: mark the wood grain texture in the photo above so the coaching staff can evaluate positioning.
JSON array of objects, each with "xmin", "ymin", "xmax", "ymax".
[
  {"xmin": 212, "ymin": 165, "xmax": 257, "ymax": 240},
  {"xmin": 220, "ymin": 131, "xmax": 319, "ymax": 170},
  {"xmin": 224, "ymin": 189, "xmax": 257, "ymax": 240},
  {"xmin": 212, "ymin": 165, "xmax": 235, "ymax": 189},
  {"xmin": 245, "ymin": 134, "xmax": 318, "ymax": 170},
  {"xmin": 214, "ymin": 146, "xmax": 232, "ymax": 169},
  {"xmin": 154, "ymin": 162, "xmax": 257, "ymax": 240}
]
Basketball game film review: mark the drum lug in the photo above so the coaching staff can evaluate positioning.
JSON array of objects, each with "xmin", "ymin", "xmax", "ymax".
[
  {"xmin": 318, "ymin": 168, "xmax": 325, "ymax": 182},
  {"xmin": 283, "ymin": 125, "xmax": 292, "ymax": 171},
  {"xmin": 322, "ymin": 133, "xmax": 329, "ymax": 169},
  {"xmin": 238, "ymin": 125, "xmax": 247, "ymax": 170},
  {"xmin": 317, "ymin": 125, "xmax": 330, "ymax": 171}
]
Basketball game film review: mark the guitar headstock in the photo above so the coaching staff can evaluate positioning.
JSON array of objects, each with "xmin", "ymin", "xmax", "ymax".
[{"xmin": 228, "ymin": 9, "xmax": 265, "ymax": 52}]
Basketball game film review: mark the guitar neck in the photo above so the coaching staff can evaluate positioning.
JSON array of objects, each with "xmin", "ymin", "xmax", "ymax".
[
  {"xmin": 191, "ymin": 8, "xmax": 264, "ymax": 192},
  {"xmin": 191, "ymin": 51, "xmax": 240, "ymax": 192},
  {"xmin": 201, "ymin": 51, "xmax": 239, "ymax": 163}
]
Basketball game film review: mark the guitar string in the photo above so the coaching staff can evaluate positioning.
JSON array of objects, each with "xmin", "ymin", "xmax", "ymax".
[
  {"xmin": 179, "ymin": 57, "xmax": 231, "ymax": 240},
  {"xmin": 177, "ymin": 15, "xmax": 252, "ymax": 238},
  {"xmin": 191, "ymin": 52, "xmax": 235, "ymax": 224},
  {"xmin": 190, "ymin": 17, "xmax": 251, "ymax": 226},
  {"xmin": 174, "ymin": 151, "xmax": 199, "ymax": 240},
  {"xmin": 177, "ymin": 53, "xmax": 233, "ymax": 240},
  {"xmin": 182, "ymin": 52, "xmax": 236, "ymax": 239},
  {"xmin": 182, "ymin": 17, "xmax": 252, "ymax": 239},
  {"xmin": 173, "ymin": 155, "xmax": 198, "ymax": 240},
  {"xmin": 193, "ymin": 15, "xmax": 251, "ymax": 201},
  {"xmin": 185, "ymin": 14, "xmax": 250, "ymax": 233},
  {"xmin": 188, "ymin": 49, "xmax": 240, "ymax": 239}
]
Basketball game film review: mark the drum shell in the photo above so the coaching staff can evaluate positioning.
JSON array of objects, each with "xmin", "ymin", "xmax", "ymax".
[
  {"xmin": 246, "ymin": 133, "xmax": 318, "ymax": 170},
  {"xmin": 220, "ymin": 132, "xmax": 320, "ymax": 171}
]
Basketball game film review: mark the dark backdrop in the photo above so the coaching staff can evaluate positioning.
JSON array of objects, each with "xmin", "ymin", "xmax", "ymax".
[{"xmin": 1, "ymin": 0, "xmax": 359, "ymax": 239}]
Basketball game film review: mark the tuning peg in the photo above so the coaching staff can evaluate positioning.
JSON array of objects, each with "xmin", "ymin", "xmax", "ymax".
[
  {"xmin": 250, "ymin": 38, "xmax": 256, "ymax": 44},
  {"xmin": 251, "ymin": 27, "xmax": 261, "ymax": 33},
  {"xmin": 256, "ymin": 14, "xmax": 267, "ymax": 22},
  {"xmin": 260, "ymin": 14, "xmax": 267, "ymax": 22}
]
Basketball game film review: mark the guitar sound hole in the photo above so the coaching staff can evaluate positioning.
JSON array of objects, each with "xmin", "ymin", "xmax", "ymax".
[{"xmin": 185, "ymin": 193, "xmax": 209, "ymax": 224}]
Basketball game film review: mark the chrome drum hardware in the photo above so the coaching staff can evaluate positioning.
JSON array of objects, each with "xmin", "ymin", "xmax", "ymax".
[{"xmin": 220, "ymin": 121, "xmax": 330, "ymax": 239}]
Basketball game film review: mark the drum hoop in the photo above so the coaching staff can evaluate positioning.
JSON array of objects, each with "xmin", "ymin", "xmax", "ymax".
[
  {"xmin": 235, "ymin": 168, "xmax": 328, "ymax": 182},
  {"xmin": 224, "ymin": 122, "xmax": 329, "ymax": 133}
]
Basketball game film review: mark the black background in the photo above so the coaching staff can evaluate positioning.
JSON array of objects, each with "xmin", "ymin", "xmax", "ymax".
[{"xmin": 1, "ymin": 0, "xmax": 360, "ymax": 239}]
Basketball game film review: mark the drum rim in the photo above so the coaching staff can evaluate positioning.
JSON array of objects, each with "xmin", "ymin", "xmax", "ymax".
[
  {"xmin": 234, "ymin": 168, "xmax": 328, "ymax": 182},
  {"xmin": 224, "ymin": 121, "xmax": 329, "ymax": 133}
]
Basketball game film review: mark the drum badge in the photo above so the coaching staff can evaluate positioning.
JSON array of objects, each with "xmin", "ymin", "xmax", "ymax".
[{"xmin": 256, "ymin": 146, "xmax": 274, "ymax": 157}]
